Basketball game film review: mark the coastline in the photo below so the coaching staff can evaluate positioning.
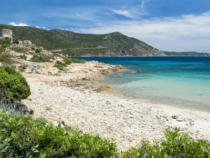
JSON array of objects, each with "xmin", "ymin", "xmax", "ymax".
[{"xmin": 22, "ymin": 73, "xmax": 210, "ymax": 151}]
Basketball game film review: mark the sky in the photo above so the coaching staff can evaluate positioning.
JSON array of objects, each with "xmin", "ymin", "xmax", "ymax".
[{"xmin": 1, "ymin": 0, "xmax": 210, "ymax": 52}]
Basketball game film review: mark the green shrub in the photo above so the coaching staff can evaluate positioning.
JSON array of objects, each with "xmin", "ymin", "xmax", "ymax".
[
  {"xmin": 53, "ymin": 64, "xmax": 64, "ymax": 70},
  {"xmin": 20, "ymin": 54, "xmax": 27, "ymax": 60},
  {"xmin": 64, "ymin": 58, "xmax": 85, "ymax": 64},
  {"xmin": 19, "ymin": 64, "xmax": 28, "ymax": 72},
  {"xmin": 13, "ymin": 39, "xmax": 19, "ymax": 44},
  {"xmin": 30, "ymin": 54, "xmax": 51, "ymax": 62},
  {"xmin": 122, "ymin": 127, "xmax": 210, "ymax": 158},
  {"xmin": 0, "ymin": 108, "xmax": 209, "ymax": 157},
  {"xmin": 5, "ymin": 37, "xmax": 11, "ymax": 40},
  {"xmin": 0, "ymin": 66, "xmax": 31, "ymax": 101},
  {"xmin": 53, "ymin": 61, "xmax": 67, "ymax": 70},
  {"xmin": 0, "ymin": 110, "xmax": 117, "ymax": 158},
  {"xmin": 35, "ymin": 48, "xmax": 42, "ymax": 53},
  {"xmin": 0, "ymin": 58, "xmax": 13, "ymax": 65},
  {"xmin": 3, "ymin": 44, "xmax": 10, "ymax": 48},
  {"xmin": 56, "ymin": 61, "xmax": 67, "ymax": 67},
  {"xmin": 0, "ymin": 40, "xmax": 11, "ymax": 45},
  {"xmin": 14, "ymin": 48, "xmax": 25, "ymax": 53},
  {"xmin": 0, "ymin": 47, "xmax": 3, "ymax": 54}
]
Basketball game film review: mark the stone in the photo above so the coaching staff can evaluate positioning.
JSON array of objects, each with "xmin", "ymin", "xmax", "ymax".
[
  {"xmin": 19, "ymin": 41, "xmax": 23, "ymax": 45},
  {"xmin": 23, "ymin": 40, "xmax": 32, "ymax": 46},
  {"xmin": 176, "ymin": 117, "xmax": 182, "ymax": 122},
  {"xmin": 172, "ymin": 115, "xmax": 178, "ymax": 119},
  {"xmin": 189, "ymin": 121, "xmax": 194, "ymax": 126}
]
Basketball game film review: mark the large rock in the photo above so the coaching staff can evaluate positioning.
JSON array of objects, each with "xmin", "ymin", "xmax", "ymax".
[
  {"xmin": 23, "ymin": 40, "xmax": 32, "ymax": 46},
  {"xmin": 25, "ymin": 64, "xmax": 59, "ymax": 74}
]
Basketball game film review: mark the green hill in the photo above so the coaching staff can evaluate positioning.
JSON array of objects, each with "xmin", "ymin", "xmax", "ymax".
[{"xmin": 0, "ymin": 24, "xmax": 164, "ymax": 57}]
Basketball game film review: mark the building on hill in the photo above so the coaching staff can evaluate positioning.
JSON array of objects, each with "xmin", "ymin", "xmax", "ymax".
[{"xmin": 1, "ymin": 29, "xmax": 13, "ymax": 40}]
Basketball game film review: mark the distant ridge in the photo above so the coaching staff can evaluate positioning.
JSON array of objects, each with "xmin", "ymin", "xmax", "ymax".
[
  {"xmin": 163, "ymin": 51, "xmax": 210, "ymax": 56},
  {"xmin": 0, "ymin": 24, "xmax": 209, "ymax": 57}
]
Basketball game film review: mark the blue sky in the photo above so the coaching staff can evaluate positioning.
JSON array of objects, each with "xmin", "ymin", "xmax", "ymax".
[{"xmin": 1, "ymin": 0, "xmax": 210, "ymax": 52}]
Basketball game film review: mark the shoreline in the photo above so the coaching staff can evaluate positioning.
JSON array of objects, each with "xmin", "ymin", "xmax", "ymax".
[
  {"xmin": 103, "ymin": 87, "xmax": 210, "ymax": 114},
  {"xmin": 22, "ymin": 75, "xmax": 210, "ymax": 151}
]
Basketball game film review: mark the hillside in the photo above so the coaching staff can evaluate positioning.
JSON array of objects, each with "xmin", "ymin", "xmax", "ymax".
[
  {"xmin": 163, "ymin": 51, "xmax": 210, "ymax": 56},
  {"xmin": 0, "ymin": 24, "xmax": 164, "ymax": 57}
]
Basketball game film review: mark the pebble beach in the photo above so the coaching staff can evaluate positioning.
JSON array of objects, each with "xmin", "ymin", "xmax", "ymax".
[{"xmin": 23, "ymin": 79, "xmax": 210, "ymax": 151}]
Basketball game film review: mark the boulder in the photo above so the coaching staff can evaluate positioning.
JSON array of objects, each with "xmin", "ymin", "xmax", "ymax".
[
  {"xmin": 19, "ymin": 41, "xmax": 23, "ymax": 45},
  {"xmin": 23, "ymin": 40, "xmax": 32, "ymax": 46}
]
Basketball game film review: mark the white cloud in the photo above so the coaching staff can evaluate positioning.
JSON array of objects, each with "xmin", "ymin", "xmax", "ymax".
[
  {"xmin": 36, "ymin": 26, "xmax": 40, "ymax": 28},
  {"xmin": 42, "ymin": 27, "xmax": 46, "ymax": 29},
  {"xmin": 110, "ymin": 9, "xmax": 135, "ymax": 18},
  {"xmin": 9, "ymin": 22, "xmax": 28, "ymax": 26},
  {"xmin": 78, "ymin": 12, "xmax": 210, "ymax": 52},
  {"xmin": 76, "ymin": 13, "xmax": 92, "ymax": 21}
]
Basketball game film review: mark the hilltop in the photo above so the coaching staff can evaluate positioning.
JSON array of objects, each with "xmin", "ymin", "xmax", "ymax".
[{"xmin": 0, "ymin": 24, "xmax": 164, "ymax": 57}]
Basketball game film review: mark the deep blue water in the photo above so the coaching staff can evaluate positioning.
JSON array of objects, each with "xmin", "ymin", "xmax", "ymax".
[{"xmin": 76, "ymin": 57, "xmax": 210, "ymax": 111}]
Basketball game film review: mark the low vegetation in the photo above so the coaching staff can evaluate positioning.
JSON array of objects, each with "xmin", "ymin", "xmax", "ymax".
[
  {"xmin": 0, "ymin": 58, "xmax": 14, "ymax": 65},
  {"xmin": 0, "ymin": 47, "xmax": 3, "ymax": 54},
  {"xmin": 18, "ymin": 64, "xmax": 28, "ymax": 72},
  {"xmin": 0, "ymin": 40, "xmax": 11, "ymax": 45},
  {"xmin": 13, "ymin": 48, "xmax": 26, "ymax": 53},
  {"xmin": 13, "ymin": 39, "xmax": 19, "ymax": 44},
  {"xmin": 0, "ymin": 66, "xmax": 31, "ymax": 101},
  {"xmin": 0, "ymin": 110, "xmax": 209, "ymax": 158},
  {"xmin": 123, "ymin": 127, "xmax": 210, "ymax": 158},
  {"xmin": 35, "ymin": 48, "xmax": 42, "ymax": 53},
  {"xmin": 30, "ymin": 54, "xmax": 52, "ymax": 62},
  {"xmin": 53, "ymin": 61, "xmax": 67, "ymax": 70},
  {"xmin": 0, "ymin": 110, "xmax": 117, "ymax": 158},
  {"xmin": 64, "ymin": 57, "xmax": 85, "ymax": 64},
  {"xmin": 53, "ymin": 58, "xmax": 84, "ymax": 70}
]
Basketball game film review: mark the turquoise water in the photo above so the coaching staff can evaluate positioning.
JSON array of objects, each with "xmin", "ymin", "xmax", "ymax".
[{"xmin": 77, "ymin": 57, "xmax": 210, "ymax": 111}]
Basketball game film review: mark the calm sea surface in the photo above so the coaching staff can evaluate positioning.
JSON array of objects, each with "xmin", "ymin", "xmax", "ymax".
[{"xmin": 76, "ymin": 57, "xmax": 210, "ymax": 111}]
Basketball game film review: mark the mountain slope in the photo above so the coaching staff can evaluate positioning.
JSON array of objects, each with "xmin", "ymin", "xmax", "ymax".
[{"xmin": 0, "ymin": 24, "xmax": 164, "ymax": 57}]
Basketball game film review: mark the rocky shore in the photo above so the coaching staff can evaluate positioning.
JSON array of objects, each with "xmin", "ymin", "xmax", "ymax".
[{"xmin": 22, "ymin": 78, "xmax": 210, "ymax": 151}]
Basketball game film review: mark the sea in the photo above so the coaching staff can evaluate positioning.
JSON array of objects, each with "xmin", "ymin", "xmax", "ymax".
[{"xmin": 76, "ymin": 57, "xmax": 210, "ymax": 111}]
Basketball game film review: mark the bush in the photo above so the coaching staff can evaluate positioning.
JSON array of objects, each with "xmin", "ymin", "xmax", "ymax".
[
  {"xmin": 19, "ymin": 64, "xmax": 28, "ymax": 72},
  {"xmin": 0, "ymin": 66, "xmax": 31, "ymax": 101},
  {"xmin": 0, "ymin": 110, "xmax": 117, "ymax": 158},
  {"xmin": 0, "ymin": 47, "xmax": 3, "ymax": 54},
  {"xmin": 30, "ymin": 54, "xmax": 51, "ymax": 62},
  {"xmin": 14, "ymin": 48, "xmax": 25, "ymax": 53},
  {"xmin": 20, "ymin": 54, "xmax": 27, "ymax": 60},
  {"xmin": 64, "ymin": 58, "xmax": 85, "ymax": 64},
  {"xmin": 53, "ymin": 64, "xmax": 64, "ymax": 70},
  {"xmin": 53, "ymin": 61, "xmax": 67, "ymax": 70},
  {"xmin": 0, "ymin": 108, "xmax": 209, "ymax": 157},
  {"xmin": 0, "ymin": 58, "xmax": 13, "ymax": 65},
  {"xmin": 35, "ymin": 48, "xmax": 42, "ymax": 53},
  {"xmin": 13, "ymin": 39, "xmax": 19, "ymax": 44},
  {"xmin": 0, "ymin": 40, "xmax": 11, "ymax": 45},
  {"xmin": 122, "ymin": 127, "xmax": 210, "ymax": 158},
  {"xmin": 5, "ymin": 37, "xmax": 11, "ymax": 40}
]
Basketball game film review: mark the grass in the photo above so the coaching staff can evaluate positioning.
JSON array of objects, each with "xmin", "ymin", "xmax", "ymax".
[{"xmin": 13, "ymin": 48, "xmax": 26, "ymax": 53}]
